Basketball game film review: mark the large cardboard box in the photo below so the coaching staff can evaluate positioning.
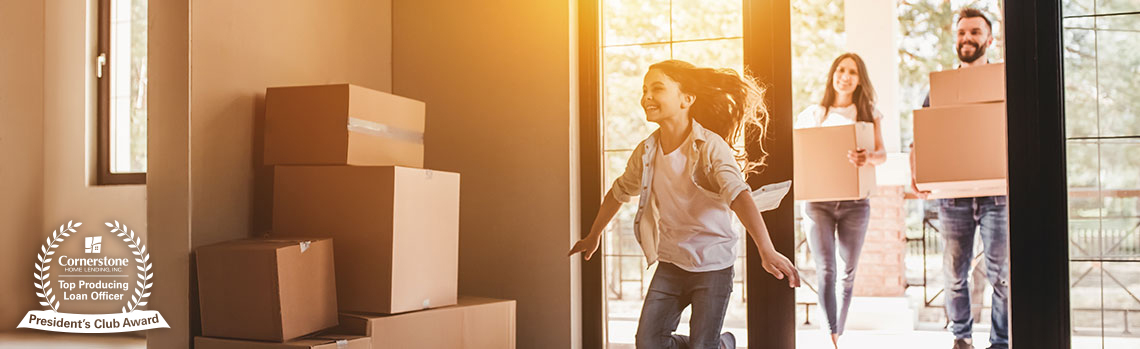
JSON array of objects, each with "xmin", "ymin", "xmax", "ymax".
[
  {"xmin": 271, "ymin": 165, "xmax": 459, "ymax": 314},
  {"xmin": 196, "ymin": 238, "xmax": 337, "ymax": 341},
  {"xmin": 335, "ymin": 296, "xmax": 516, "ymax": 349},
  {"xmin": 929, "ymin": 63, "xmax": 1006, "ymax": 107},
  {"xmin": 913, "ymin": 102, "xmax": 1008, "ymax": 198},
  {"xmin": 264, "ymin": 83, "xmax": 425, "ymax": 167},
  {"xmin": 793, "ymin": 122, "xmax": 877, "ymax": 202},
  {"xmin": 194, "ymin": 334, "xmax": 371, "ymax": 349}
]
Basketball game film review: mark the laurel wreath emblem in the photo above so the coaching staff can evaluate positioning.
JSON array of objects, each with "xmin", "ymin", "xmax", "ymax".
[
  {"xmin": 106, "ymin": 221, "xmax": 153, "ymax": 313},
  {"xmin": 33, "ymin": 221, "xmax": 80, "ymax": 312},
  {"xmin": 31, "ymin": 221, "xmax": 154, "ymax": 314}
]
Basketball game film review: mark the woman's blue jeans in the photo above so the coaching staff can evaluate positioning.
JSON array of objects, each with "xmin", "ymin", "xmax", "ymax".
[{"xmin": 805, "ymin": 198, "xmax": 871, "ymax": 335}]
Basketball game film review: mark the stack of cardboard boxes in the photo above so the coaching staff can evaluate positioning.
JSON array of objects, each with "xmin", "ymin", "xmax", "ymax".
[
  {"xmin": 914, "ymin": 63, "xmax": 1008, "ymax": 199},
  {"xmin": 194, "ymin": 84, "xmax": 515, "ymax": 348}
]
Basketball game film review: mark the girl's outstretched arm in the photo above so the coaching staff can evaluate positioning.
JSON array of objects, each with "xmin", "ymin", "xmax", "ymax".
[
  {"xmin": 729, "ymin": 190, "xmax": 801, "ymax": 288},
  {"xmin": 568, "ymin": 189, "xmax": 624, "ymax": 260}
]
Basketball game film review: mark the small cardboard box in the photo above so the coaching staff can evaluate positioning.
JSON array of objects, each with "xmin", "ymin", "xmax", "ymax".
[
  {"xmin": 271, "ymin": 165, "xmax": 459, "ymax": 314},
  {"xmin": 913, "ymin": 102, "xmax": 1008, "ymax": 199},
  {"xmin": 335, "ymin": 296, "xmax": 516, "ymax": 349},
  {"xmin": 196, "ymin": 238, "xmax": 337, "ymax": 342},
  {"xmin": 264, "ymin": 83, "xmax": 425, "ymax": 167},
  {"xmin": 929, "ymin": 63, "xmax": 1006, "ymax": 107},
  {"xmin": 793, "ymin": 122, "xmax": 877, "ymax": 202},
  {"xmin": 194, "ymin": 334, "xmax": 370, "ymax": 349}
]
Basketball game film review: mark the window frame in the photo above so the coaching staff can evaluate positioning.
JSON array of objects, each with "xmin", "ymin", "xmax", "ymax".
[{"xmin": 97, "ymin": 0, "xmax": 146, "ymax": 185}]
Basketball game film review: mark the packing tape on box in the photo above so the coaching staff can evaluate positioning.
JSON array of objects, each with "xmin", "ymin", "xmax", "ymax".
[
  {"xmin": 310, "ymin": 335, "xmax": 348, "ymax": 349},
  {"xmin": 257, "ymin": 239, "xmax": 315, "ymax": 252},
  {"xmin": 347, "ymin": 117, "xmax": 424, "ymax": 144}
]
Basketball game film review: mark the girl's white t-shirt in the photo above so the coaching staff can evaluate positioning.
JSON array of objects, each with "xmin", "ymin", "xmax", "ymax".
[
  {"xmin": 651, "ymin": 133, "xmax": 739, "ymax": 273},
  {"xmin": 794, "ymin": 104, "xmax": 883, "ymax": 129}
]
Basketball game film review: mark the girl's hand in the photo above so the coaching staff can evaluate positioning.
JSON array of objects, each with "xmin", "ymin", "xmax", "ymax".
[
  {"xmin": 568, "ymin": 234, "xmax": 602, "ymax": 260},
  {"xmin": 761, "ymin": 248, "xmax": 801, "ymax": 288},
  {"xmin": 847, "ymin": 148, "xmax": 869, "ymax": 167}
]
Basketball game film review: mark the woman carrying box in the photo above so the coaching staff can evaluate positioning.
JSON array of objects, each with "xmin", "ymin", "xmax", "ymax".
[{"xmin": 794, "ymin": 53, "xmax": 886, "ymax": 348}]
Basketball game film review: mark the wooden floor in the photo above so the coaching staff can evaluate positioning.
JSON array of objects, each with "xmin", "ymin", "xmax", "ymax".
[{"xmin": 0, "ymin": 331, "xmax": 145, "ymax": 349}]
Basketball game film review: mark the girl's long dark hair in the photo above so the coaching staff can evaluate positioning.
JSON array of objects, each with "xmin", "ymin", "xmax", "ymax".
[
  {"xmin": 819, "ymin": 53, "xmax": 876, "ymax": 123},
  {"xmin": 648, "ymin": 60, "xmax": 769, "ymax": 174}
]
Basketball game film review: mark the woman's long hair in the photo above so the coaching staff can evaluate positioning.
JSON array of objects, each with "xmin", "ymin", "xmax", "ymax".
[
  {"xmin": 648, "ymin": 60, "xmax": 769, "ymax": 175},
  {"xmin": 819, "ymin": 53, "xmax": 876, "ymax": 123}
]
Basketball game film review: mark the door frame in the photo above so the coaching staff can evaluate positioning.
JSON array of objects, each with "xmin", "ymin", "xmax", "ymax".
[{"xmin": 578, "ymin": 1, "xmax": 1072, "ymax": 348}]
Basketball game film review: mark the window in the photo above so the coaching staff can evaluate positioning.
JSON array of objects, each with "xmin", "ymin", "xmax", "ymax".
[
  {"xmin": 97, "ymin": 0, "xmax": 147, "ymax": 185},
  {"xmin": 1062, "ymin": 1, "xmax": 1140, "ymax": 346},
  {"xmin": 599, "ymin": 1, "xmax": 746, "ymax": 347}
]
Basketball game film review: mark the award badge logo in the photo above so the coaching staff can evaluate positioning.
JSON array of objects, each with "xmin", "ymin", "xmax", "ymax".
[{"xmin": 16, "ymin": 221, "xmax": 169, "ymax": 333}]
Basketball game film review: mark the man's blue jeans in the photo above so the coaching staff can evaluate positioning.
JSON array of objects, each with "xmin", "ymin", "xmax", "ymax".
[
  {"xmin": 939, "ymin": 196, "xmax": 1010, "ymax": 348},
  {"xmin": 636, "ymin": 262, "xmax": 734, "ymax": 349}
]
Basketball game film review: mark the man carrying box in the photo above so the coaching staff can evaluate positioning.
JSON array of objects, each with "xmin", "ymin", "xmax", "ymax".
[{"xmin": 910, "ymin": 8, "xmax": 1009, "ymax": 349}]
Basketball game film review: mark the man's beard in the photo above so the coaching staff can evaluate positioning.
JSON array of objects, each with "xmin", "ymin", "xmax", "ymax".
[{"xmin": 958, "ymin": 40, "xmax": 988, "ymax": 63}]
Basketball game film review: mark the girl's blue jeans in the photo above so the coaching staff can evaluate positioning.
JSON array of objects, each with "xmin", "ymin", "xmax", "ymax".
[{"xmin": 635, "ymin": 262, "xmax": 734, "ymax": 349}]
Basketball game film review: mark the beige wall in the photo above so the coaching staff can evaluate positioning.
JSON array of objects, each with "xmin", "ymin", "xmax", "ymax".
[
  {"xmin": 147, "ymin": 0, "xmax": 191, "ymax": 347},
  {"xmin": 0, "ymin": 0, "xmax": 45, "ymax": 327},
  {"xmin": 42, "ymin": 0, "xmax": 147, "ymax": 251},
  {"xmin": 148, "ymin": 1, "xmax": 393, "ymax": 347},
  {"xmin": 187, "ymin": 0, "xmax": 393, "ymax": 248},
  {"xmin": 393, "ymin": 1, "xmax": 582, "ymax": 348}
]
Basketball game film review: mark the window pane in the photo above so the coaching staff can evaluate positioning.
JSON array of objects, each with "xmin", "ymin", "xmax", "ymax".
[
  {"xmin": 602, "ymin": 0, "xmax": 670, "ymax": 46},
  {"xmin": 1094, "ymin": 16, "xmax": 1140, "ymax": 137},
  {"xmin": 1064, "ymin": 0, "xmax": 1096, "ymax": 17},
  {"xmin": 1100, "ymin": 262, "xmax": 1140, "ymax": 337},
  {"xmin": 109, "ymin": 0, "xmax": 147, "ymax": 173},
  {"xmin": 1062, "ymin": 22, "xmax": 1098, "ymax": 138},
  {"xmin": 671, "ymin": 38, "xmax": 745, "ymax": 75},
  {"xmin": 1068, "ymin": 141, "xmax": 1101, "ymax": 259},
  {"xmin": 1099, "ymin": 142, "xmax": 1140, "ymax": 256},
  {"xmin": 1096, "ymin": 0, "xmax": 1140, "ymax": 15},
  {"xmin": 671, "ymin": 0, "xmax": 743, "ymax": 41},
  {"xmin": 1068, "ymin": 261, "xmax": 1105, "ymax": 337},
  {"xmin": 603, "ymin": 44, "xmax": 669, "ymax": 151}
]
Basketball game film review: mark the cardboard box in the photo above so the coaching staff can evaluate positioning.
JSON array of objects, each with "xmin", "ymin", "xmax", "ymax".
[
  {"xmin": 793, "ymin": 122, "xmax": 877, "ymax": 202},
  {"xmin": 913, "ymin": 102, "xmax": 1008, "ymax": 198},
  {"xmin": 196, "ymin": 238, "xmax": 338, "ymax": 341},
  {"xmin": 335, "ymin": 296, "xmax": 516, "ymax": 349},
  {"xmin": 271, "ymin": 166, "xmax": 459, "ymax": 314},
  {"xmin": 264, "ymin": 83, "xmax": 425, "ymax": 167},
  {"xmin": 929, "ymin": 63, "xmax": 1006, "ymax": 107},
  {"xmin": 195, "ymin": 334, "xmax": 370, "ymax": 349}
]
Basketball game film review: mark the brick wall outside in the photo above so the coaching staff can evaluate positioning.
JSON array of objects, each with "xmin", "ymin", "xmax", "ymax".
[{"xmin": 854, "ymin": 185, "xmax": 908, "ymax": 297}]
